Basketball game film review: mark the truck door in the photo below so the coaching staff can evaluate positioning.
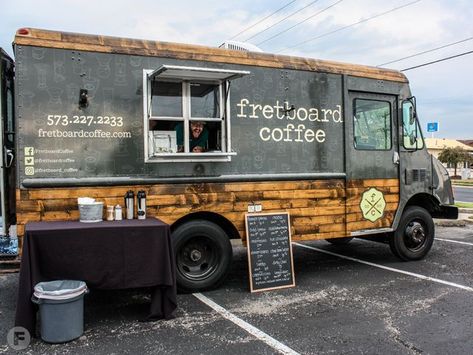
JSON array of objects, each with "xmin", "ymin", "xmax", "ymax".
[
  {"xmin": 0, "ymin": 49, "xmax": 15, "ymax": 238},
  {"xmin": 345, "ymin": 91, "xmax": 400, "ymax": 235}
]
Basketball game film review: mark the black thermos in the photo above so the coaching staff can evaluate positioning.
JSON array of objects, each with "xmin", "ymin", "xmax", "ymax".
[{"xmin": 137, "ymin": 190, "xmax": 146, "ymax": 220}]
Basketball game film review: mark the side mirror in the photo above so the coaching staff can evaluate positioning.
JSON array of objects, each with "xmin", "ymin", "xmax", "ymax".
[
  {"xmin": 409, "ymin": 106, "xmax": 416, "ymax": 125},
  {"xmin": 402, "ymin": 97, "xmax": 421, "ymax": 150}
]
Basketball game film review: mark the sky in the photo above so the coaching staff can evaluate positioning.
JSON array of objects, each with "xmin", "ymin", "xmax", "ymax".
[{"xmin": 1, "ymin": 0, "xmax": 472, "ymax": 139}]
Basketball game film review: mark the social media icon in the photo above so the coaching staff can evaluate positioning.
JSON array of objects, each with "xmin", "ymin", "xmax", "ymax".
[
  {"xmin": 25, "ymin": 167, "xmax": 35, "ymax": 176},
  {"xmin": 24, "ymin": 147, "xmax": 35, "ymax": 156},
  {"xmin": 25, "ymin": 157, "xmax": 35, "ymax": 166}
]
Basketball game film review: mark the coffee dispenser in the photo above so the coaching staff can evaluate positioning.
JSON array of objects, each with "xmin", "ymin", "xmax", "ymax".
[
  {"xmin": 137, "ymin": 190, "xmax": 146, "ymax": 220},
  {"xmin": 124, "ymin": 190, "xmax": 134, "ymax": 219}
]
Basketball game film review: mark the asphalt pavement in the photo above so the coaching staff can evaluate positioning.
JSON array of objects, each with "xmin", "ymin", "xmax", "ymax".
[
  {"xmin": 2, "ymin": 224, "xmax": 473, "ymax": 354},
  {"xmin": 453, "ymin": 185, "xmax": 473, "ymax": 202}
]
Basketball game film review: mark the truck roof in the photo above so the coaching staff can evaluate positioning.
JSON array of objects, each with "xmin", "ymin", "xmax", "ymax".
[{"xmin": 14, "ymin": 27, "xmax": 408, "ymax": 83}]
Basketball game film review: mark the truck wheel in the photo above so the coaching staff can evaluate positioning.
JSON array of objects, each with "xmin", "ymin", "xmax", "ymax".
[
  {"xmin": 326, "ymin": 237, "xmax": 354, "ymax": 245},
  {"xmin": 172, "ymin": 220, "xmax": 232, "ymax": 293},
  {"xmin": 389, "ymin": 206, "xmax": 434, "ymax": 261}
]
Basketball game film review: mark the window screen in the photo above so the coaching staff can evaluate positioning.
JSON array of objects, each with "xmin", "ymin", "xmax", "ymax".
[
  {"xmin": 151, "ymin": 81, "xmax": 182, "ymax": 117},
  {"xmin": 190, "ymin": 83, "xmax": 220, "ymax": 118}
]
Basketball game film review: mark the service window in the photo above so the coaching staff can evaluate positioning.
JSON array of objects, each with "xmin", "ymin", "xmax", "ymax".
[
  {"xmin": 353, "ymin": 99, "xmax": 391, "ymax": 150},
  {"xmin": 402, "ymin": 100, "xmax": 424, "ymax": 149},
  {"xmin": 143, "ymin": 65, "xmax": 249, "ymax": 162}
]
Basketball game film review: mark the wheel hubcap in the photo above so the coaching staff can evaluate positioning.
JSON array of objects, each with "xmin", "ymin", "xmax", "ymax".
[
  {"xmin": 404, "ymin": 221, "xmax": 426, "ymax": 251},
  {"xmin": 177, "ymin": 236, "xmax": 220, "ymax": 281},
  {"xmin": 190, "ymin": 249, "xmax": 202, "ymax": 262}
]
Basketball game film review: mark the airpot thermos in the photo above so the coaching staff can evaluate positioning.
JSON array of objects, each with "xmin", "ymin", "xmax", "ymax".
[
  {"xmin": 137, "ymin": 190, "xmax": 146, "ymax": 220},
  {"xmin": 125, "ymin": 190, "xmax": 134, "ymax": 219}
]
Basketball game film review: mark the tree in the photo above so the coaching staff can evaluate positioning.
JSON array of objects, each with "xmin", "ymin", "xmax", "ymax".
[{"xmin": 438, "ymin": 147, "xmax": 473, "ymax": 177}]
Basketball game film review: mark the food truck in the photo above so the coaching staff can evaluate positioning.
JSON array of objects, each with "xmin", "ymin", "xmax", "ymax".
[{"xmin": 0, "ymin": 28, "xmax": 457, "ymax": 291}]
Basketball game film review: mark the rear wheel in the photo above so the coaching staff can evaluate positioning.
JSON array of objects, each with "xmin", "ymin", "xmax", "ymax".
[
  {"xmin": 389, "ymin": 206, "xmax": 434, "ymax": 261},
  {"xmin": 172, "ymin": 220, "xmax": 232, "ymax": 293},
  {"xmin": 326, "ymin": 237, "xmax": 354, "ymax": 245}
]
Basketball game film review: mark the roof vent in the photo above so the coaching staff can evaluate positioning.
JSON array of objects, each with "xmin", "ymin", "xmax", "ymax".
[{"xmin": 219, "ymin": 41, "xmax": 263, "ymax": 52}]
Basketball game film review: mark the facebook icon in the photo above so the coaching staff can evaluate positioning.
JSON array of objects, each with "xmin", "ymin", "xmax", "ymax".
[
  {"xmin": 7, "ymin": 326, "xmax": 31, "ymax": 350},
  {"xmin": 24, "ymin": 147, "xmax": 35, "ymax": 156}
]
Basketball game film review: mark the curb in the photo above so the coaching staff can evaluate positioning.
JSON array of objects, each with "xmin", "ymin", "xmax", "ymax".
[{"xmin": 434, "ymin": 219, "xmax": 473, "ymax": 227}]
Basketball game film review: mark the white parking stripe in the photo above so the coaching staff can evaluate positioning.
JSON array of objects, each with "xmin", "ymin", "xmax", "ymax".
[
  {"xmin": 294, "ymin": 242, "xmax": 473, "ymax": 292},
  {"xmin": 193, "ymin": 293, "xmax": 300, "ymax": 355},
  {"xmin": 436, "ymin": 238, "xmax": 473, "ymax": 246}
]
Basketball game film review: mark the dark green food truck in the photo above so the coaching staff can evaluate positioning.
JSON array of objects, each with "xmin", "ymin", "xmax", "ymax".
[{"xmin": 0, "ymin": 28, "xmax": 457, "ymax": 291}]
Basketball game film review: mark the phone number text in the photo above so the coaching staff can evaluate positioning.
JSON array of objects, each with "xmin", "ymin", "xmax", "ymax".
[{"xmin": 47, "ymin": 115, "xmax": 124, "ymax": 127}]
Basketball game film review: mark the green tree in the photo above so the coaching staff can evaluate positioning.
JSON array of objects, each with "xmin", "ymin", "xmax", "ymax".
[{"xmin": 438, "ymin": 147, "xmax": 473, "ymax": 177}]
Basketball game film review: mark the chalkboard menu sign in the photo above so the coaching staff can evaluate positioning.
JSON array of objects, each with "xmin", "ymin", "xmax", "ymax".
[{"xmin": 245, "ymin": 212, "xmax": 295, "ymax": 292}]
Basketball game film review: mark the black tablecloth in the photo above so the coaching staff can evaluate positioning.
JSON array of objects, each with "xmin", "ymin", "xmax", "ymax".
[{"xmin": 15, "ymin": 218, "xmax": 177, "ymax": 336}]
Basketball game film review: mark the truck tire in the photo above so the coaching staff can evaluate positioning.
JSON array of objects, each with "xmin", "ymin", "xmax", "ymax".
[
  {"xmin": 172, "ymin": 220, "xmax": 232, "ymax": 293},
  {"xmin": 389, "ymin": 206, "xmax": 434, "ymax": 261},
  {"xmin": 326, "ymin": 237, "xmax": 354, "ymax": 245}
]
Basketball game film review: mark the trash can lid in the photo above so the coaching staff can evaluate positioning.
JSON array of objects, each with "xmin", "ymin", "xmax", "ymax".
[{"xmin": 34, "ymin": 280, "xmax": 88, "ymax": 300}]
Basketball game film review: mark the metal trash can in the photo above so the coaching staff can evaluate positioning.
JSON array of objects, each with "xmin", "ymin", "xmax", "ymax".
[{"xmin": 32, "ymin": 280, "xmax": 88, "ymax": 343}]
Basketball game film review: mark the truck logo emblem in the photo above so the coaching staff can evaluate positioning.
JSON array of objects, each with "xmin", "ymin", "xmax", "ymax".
[{"xmin": 360, "ymin": 187, "xmax": 386, "ymax": 222}]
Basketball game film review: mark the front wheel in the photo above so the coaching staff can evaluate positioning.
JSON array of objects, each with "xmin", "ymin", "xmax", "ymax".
[
  {"xmin": 389, "ymin": 206, "xmax": 434, "ymax": 261},
  {"xmin": 172, "ymin": 220, "xmax": 233, "ymax": 293}
]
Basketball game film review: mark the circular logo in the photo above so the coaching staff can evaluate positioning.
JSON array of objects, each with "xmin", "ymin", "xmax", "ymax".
[
  {"xmin": 7, "ymin": 326, "xmax": 31, "ymax": 350},
  {"xmin": 360, "ymin": 187, "xmax": 386, "ymax": 222}
]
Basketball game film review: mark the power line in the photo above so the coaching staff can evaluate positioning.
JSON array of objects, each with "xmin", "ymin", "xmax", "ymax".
[
  {"xmin": 401, "ymin": 49, "xmax": 473, "ymax": 71},
  {"xmin": 257, "ymin": 0, "xmax": 344, "ymax": 46},
  {"xmin": 277, "ymin": 0, "xmax": 422, "ymax": 53},
  {"xmin": 229, "ymin": 1, "xmax": 298, "ymax": 40},
  {"xmin": 244, "ymin": 0, "xmax": 322, "ymax": 42},
  {"xmin": 378, "ymin": 36, "xmax": 473, "ymax": 66}
]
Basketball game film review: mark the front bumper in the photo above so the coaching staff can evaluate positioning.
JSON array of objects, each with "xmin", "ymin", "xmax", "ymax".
[{"xmin": 431, "ymin": 205, "xmax": 459, "ymax": 220}]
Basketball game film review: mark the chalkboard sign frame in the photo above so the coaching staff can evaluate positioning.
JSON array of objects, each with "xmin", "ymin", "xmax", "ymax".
[{"xmin": 245, "ymin": 212, "xmax": 296, "ymax": 293}]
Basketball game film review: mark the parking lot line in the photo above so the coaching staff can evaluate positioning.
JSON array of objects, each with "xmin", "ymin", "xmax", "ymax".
[
  {"xmin": 294, "ymin": 242, "xmax": 473, "ymax": 292},
  {"xmin": 193, "ymin": 293, "xmax": 300, "ymax": 355},
  {"xmin": 436, "ymin": 238, "xmax": 473, "ymax": 246}
]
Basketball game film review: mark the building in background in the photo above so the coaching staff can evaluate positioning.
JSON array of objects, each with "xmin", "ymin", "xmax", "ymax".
[
  {"xmin": 425, "ymin": 138, "xmax": 473, "ymax": 179},
  {"xmin": 459, "ymin": 140, "xmax": 473, "ymax": 148}
]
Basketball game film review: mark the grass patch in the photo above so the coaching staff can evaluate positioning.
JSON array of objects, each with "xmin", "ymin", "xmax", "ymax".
[
  {"xmin": 452, "ymin": 179, "xmax": 473, "ymax": 186},
  {"xmin": 455, "ymin": 201, "xmax": 473, "ymax": 208}
]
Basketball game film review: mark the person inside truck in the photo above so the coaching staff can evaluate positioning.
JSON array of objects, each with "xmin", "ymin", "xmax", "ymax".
[{"xmin": 176, "ymin": 121, "xmax": 209, "ymax": 153}]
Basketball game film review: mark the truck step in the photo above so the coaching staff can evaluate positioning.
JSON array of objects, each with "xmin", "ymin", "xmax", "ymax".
[{"xmin": 0, "ymin": 256, "xmax": 20, "ymax": 274}]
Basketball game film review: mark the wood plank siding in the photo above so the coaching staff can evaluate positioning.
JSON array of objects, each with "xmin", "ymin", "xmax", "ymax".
[
  {"xmin": 14, "ymin": 28, "xmax": 408, "ymax": 83},
  {"xmin": 16, "ymin": 179, "xmax": 399, "ymax": 252}
]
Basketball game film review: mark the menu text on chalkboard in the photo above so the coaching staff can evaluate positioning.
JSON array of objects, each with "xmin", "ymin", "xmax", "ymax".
[{"xmin": 245, "ymin": 212, "xmax": 295, "ymax": 292}]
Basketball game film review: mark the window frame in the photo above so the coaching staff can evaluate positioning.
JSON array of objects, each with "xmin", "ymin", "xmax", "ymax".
[
  {"xmin": 401, "ymin": 98, "xmax": 425, "ymax": 150},
  {"xmin": 143, "ymin": 66, "xmax": 249, "ymax": 163},
  {"xmin": 353, "ymin": 98, "xmax": 392, "ymax": 151}
]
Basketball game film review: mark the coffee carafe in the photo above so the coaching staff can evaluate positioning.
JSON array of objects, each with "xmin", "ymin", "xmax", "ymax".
[
  {"xmin": 137, "ymin": 190, "xmax": 146, "ymax": 220},
  {"xmin": 124, "ymin": 190, "xmax": 134, "ymax": 219}
]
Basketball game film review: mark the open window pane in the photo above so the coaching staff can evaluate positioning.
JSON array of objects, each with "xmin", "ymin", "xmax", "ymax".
[
  {"xmin": 151, "ymin": 81, "xmax": 182, "ymax": 117},
  {"xmin": 143, "ymin": 65, "xmax": 249, "ymax": 162},
  {"xmin": 354, "ymin": 99, "xmax": 391, "ymax": 150},
  {"xmin": 204, "ymin": 121, "xmax": 223, "ymax": 152},
  {"xmin": 175, "ymin": 121, "xmax": 223, "ymax": 153},
  {"xmin": 190, "ymin": 83, "xmax": 220, "ymax": 118},
  {"xmin": 148, "ymin": 120, "xmax": 179, "ymax": 155}
]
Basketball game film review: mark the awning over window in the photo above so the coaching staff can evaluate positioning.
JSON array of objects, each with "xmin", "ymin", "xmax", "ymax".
[{"xmin": 148, "ymin": 65, "xmax": 250, "ymax": 81}]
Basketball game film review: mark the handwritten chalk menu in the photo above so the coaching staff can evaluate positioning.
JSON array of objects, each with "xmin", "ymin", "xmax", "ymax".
[{"xmin": 245, "ymin": 212, "xmax": 295, "ymax": 292}]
